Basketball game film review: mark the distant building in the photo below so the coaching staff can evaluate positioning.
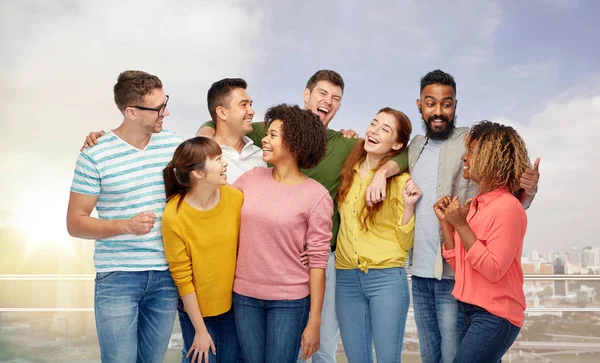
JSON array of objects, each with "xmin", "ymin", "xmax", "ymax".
[
  {"xmin": 582, "ymin": 247, "xmax": 600, "ymax": 268},
  {"xmin": 568, "ymin": 247, "xmax": 582, "ymax": 265},
  {"xmin": 540, "ymin": 263, "xmax": 553, "ymax": 275},
  {"xmin": 548, "ymin": 250, "xmax": 555, "ymax": 264},
  {"xmin": 522, "ymin": 262, "xmax": 536, "ymax": 275},
  {"xmin": 553, "ymin": 257, "xmax": 568, "ymax": 296}
]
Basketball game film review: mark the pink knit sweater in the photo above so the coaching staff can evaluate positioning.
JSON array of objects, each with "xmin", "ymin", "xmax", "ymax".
[{"xmin": 232, "ymin": 167, "xmax": 333, "ymax": 300}]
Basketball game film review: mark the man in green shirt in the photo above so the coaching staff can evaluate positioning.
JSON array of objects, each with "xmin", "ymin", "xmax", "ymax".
[{"xmin": 198, "ymin": 70, "xmax": 408, "ymax": 363}]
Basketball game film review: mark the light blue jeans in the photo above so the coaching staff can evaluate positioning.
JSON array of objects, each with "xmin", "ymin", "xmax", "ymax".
[
  {"xmin": 297, "ymin": 251, "xmax": 339, "ymax": 363},
  {"xmin": 336, "ymin": 268, "xmax": 410, "ymax": 363},
  {"xmin": 94, "ymin": 269, "xmax": 178, "ymax": 363},
  {"xmin": 411, "ymin": 276, "xmax": 459, "ymax": 363}
]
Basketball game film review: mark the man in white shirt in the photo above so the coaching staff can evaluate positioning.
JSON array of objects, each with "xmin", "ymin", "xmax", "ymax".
[{"xmin": 206, "ymin": 78, "xmax": 266, "ymax": 182}]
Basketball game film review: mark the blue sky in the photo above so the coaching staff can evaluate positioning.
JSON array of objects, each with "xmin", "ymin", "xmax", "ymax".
[{"xmin": 0, "ymin": 0, "xmax": 597, "ymax": 252}]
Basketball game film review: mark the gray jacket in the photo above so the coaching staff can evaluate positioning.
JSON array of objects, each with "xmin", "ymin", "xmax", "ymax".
[{"xmin": 408, "ymin": 127, "xmax": 479, "ymax": 279}]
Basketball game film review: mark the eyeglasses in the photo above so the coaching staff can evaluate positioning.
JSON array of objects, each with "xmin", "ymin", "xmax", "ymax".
[{"xmin": 127, "ymin": 95, "xmax": 169, "ymax": 117}]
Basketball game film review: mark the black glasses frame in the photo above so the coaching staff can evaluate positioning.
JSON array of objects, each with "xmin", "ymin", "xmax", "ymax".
[{"xmin": 127, "ymin": 95, "xmax": 169, "ymax": 117}]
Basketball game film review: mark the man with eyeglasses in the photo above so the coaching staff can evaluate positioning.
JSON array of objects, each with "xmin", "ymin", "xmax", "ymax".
[{"xmin": 66, "ymin": 70, "xmax": 182, "ymax": 363}]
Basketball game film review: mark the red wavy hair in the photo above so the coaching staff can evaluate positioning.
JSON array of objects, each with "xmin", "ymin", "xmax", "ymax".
[{"xmin": 336, "ymin": 107, "xmax": 412, "ymax": 230}]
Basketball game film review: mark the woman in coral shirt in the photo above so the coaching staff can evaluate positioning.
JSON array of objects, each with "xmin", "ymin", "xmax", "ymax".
[{"xmin": 434, "ymin": 121, "xmax": 532, "ymax": 362}]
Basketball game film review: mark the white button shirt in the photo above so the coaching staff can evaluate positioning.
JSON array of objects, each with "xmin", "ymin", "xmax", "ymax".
[{"xmin": 221, "ymin": 136, "xmax": 266, "ymax": 183}]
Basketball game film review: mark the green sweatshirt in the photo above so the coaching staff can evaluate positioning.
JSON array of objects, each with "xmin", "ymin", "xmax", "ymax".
[{"xmin": 201, "ymin": 121, "xmax": 409, "ymax": 250}]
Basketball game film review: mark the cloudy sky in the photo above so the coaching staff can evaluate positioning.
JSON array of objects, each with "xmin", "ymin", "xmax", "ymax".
[{"xmin": 0, "ymin": 0, "xmax": 598, "ymax": 254}]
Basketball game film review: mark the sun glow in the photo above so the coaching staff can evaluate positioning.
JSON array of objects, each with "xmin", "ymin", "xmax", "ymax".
[{"xmin": 13, "ymin": 192, "xmax": 71, "ymax": 251}]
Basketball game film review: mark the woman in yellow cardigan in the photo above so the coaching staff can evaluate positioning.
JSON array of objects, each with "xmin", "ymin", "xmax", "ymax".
[
  {"xmin": 335, "ymin": 108, "xmax": 421, "ymax": 363},
  {"xmin": 161, "ymin": 137, "xmax": 243, "ymax": 363}
]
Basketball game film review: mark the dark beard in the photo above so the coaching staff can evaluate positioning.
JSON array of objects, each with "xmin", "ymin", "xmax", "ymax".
[{"xmin": 421, "ymin": 113, "xmax": 457, "ymax": 140}]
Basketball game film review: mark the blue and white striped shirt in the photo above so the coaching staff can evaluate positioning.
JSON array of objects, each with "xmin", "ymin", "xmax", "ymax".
[{"xmin": 70, "ymin": 130, "xmax": 183, "ymax": 272}]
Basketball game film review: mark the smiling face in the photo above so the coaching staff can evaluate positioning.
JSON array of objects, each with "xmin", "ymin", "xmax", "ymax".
[
  {"xmin": 128, "ymin": 88, "xmax": 170, "ymax": 134},
  {"xmin": 261, "ymin": 119, "xmax": 293, "ymax": 165},
  {"xmin": 192, "ymin": 154, "xmax": 228, "ymax": 186},
  {"xmin": 303, "ymin": 80, "xmax": 342, "ymax": 127},
  {"xmin": 363, "ymin": 112, "xmax": 404, "ymax": 157},
  {"xmin": 222, "ymin": 87, "xmax": 255, "ymax": 136},
  {"xmin": 417, "ymin": 83, "xmax": 457, "ymax": 140}
]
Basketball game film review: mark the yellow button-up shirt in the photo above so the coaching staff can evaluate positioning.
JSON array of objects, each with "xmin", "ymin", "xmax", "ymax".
[{"xmin": 335, "ymin": 166, "xmax": 415, "ymax": 272}]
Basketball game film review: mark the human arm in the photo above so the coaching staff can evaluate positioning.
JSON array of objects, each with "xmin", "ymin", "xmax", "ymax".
[
  {"xmin": 400, "ymin": 177, "xmax": 421, "ymax": 226},
  {"xmin": 444, "ymin": 197, "xmax": 476, "ymax": 251},
  {"xmin": 366, "ymin": 148, "xmax": 409, "ymax": 207},
  {"xmin": 434, "ymin": 196, "xmax": 458, "ymax": 269},
  {"xmin": 66, "ymin": 193, "xmax": 156, "ymax": 239},
  {"xmin": 395, "ymin": 177, "xmax": 421, "ymax": 251},
  {"xmin": 180, "ymin": 292, "xmax": 216, "ymax": 362},
  {"xmin": 517, "ymin": 157, "xmax": 540, "ymax": 209},
  {"xmin": 300, "ymin": 193, "xmax": 332, "ymax": 360},
  {"xmin": 300, "ymin": 268, "xmax": 325, "ymax": 360},
  {"xmin": 66, "ymin": 153, "xmax": 156, "ymax": 238},
  {"xmin": 80, "ymin": 130, "xmax": 106, "ymax": 151},
  {"xmin": 463, "ymin": 205, "xmax": 527, "ymax": 283},
  {"xmin": 197, "ymin": 120, "xmax": 266, "ymax": 146},
  {"xmin": 338, "ymin": 128, "xmax": 360, "ymax": 138}
]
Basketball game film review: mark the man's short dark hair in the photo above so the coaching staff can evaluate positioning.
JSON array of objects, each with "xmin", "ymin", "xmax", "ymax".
[
  {"xmin": 420, "ymin": 69, "xmax": 456, "ymax": 94},
  {"xmin": 207, "ymin": 78, "xmax": 248, "ymax": 122},
  {"xmin": 305, "ymin": 70, "xmax": 345, "ymax": 94}
]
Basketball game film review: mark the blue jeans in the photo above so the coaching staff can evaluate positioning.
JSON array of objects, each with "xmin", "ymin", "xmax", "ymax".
[
  {"xmin": 233, "ymin": 292, "xmax": 310, "ymax": 363},
  {"xmin": 411, "ymin": 276, "xmax": 459, "ymax": 363},
  {"xmin": 454, "ymin": 301, "xmax": 520, "ymax": 363},
  {"xmin": 336, "ymin": 268, "xmax": 410, "ymax": 363},
  {"xmin": 94, "ymin": 269, "xmax": 178, "ymax": 363},
  {"xmin": 298, "ymin": 251, "xmax": 339, "ymax": 363},
  {"xmin": 178, "ymin": 298, "xmax": 243, "ymax": 363}
]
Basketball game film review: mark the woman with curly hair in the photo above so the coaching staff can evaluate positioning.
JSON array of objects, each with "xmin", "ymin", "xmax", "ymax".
[
  {"xmin": 232, "ymin": 104, "xmax": 333, "ymax": 363},
  {"xmin": 434, "ymin": 121, "xmax": 531, "ymax": 362},
  {"xmin": 335, "ymin": 107, "xmax": 420, "ymax": 363}
]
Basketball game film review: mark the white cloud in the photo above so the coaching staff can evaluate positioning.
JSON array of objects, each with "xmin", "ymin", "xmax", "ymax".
[
  {"xmin": 0, "ymin": 0, "xmax": 269, "ymax": 224},
  {"xmin": 495, "ymin": 93, "xmax": 599, "ymax": 251},
  {"xmin": 509, "ymin": 60, "xmax": 557, "ymax": 79}
]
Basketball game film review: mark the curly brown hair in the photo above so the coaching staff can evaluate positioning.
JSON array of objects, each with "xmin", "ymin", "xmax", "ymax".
[
  {"xmin": 466, "ymin": 121, "xmax": 531, "ymax": 194},
  {"xmin": 264, "ymin": 104, "xmax": 327, "ymax": 169},
  {"xmin": 113, "ymin": 70, "xmax": 163, "ymax": 111}
]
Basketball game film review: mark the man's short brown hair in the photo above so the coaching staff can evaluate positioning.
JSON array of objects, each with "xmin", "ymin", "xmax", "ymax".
[
  {"xmin": 113, "ymin": 70, "xmax": 163, "ymax": 111},
  {"xmin": 305, "ymin": 69, "xmax": 345, "ymax": 93}
]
